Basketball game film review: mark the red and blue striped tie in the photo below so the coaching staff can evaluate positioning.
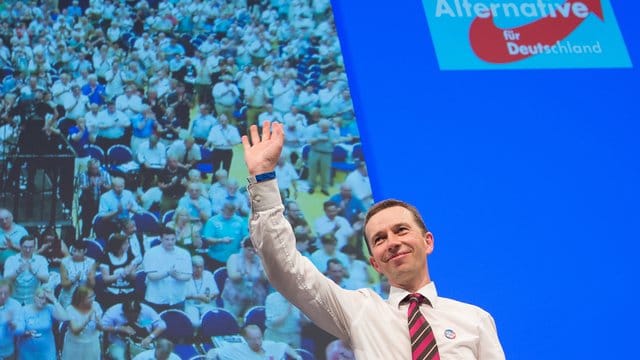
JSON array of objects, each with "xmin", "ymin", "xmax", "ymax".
[{"xmin": 405, "ymin": 293, "xmax": 440, "ymax": 360}]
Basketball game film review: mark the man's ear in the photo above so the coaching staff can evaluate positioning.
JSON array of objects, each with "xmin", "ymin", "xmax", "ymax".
[
  {"xmin": 424, "ymin": 231, "xmax": 434, "ymax": 255},
  {"xmin": 369, "ymin": 256, "xmax": 382, "ymax": 274}
]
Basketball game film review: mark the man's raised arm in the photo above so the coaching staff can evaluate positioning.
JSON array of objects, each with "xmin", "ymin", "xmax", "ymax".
[{"xmin": 242, "ymin": 122, "xmax": 356, "ymax": 340}]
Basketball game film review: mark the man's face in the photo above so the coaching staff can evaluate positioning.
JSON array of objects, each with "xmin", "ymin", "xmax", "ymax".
[
  {"xmin": 287, "ymin": 204, "xmax": 303, "ymax": 220},
  {"xmin": 161, "ymin": 233, "xmax": 177, "ymax": 251},
  {"xmin": 21, "ymin": 240, "xmax": 35, "ymax": 258},
  {"xmin": 324, "ymin": 205, "xmax": 338, "ymax": 219},
  {"xmin": 222, "ymin": 205, "xmax": 235, "ymax": 219},
  {"xmin": 113, "ymin": 181, "xmax": 124, "ymax": 195},
  {"xmin": 71, "ymin": 246, "xmax": 86, "ymax": 261},
  {"xmin": 125, "ymin": 221, "xmax": 137, "ymax": 234},
  {"xmin": 327, "ymin": 262, "xmax": 345, "ymax": 284},
  {"xmin": 365, "ymin": 206, "xmax": 433, "ymax": 289},
  {"xmin": 0, "ymin": 210, "xmax": 12, "ymax": 229},
  {"xmin": 244, "ymin": 327, "xmax": 263, "ymax": 353},
  {"xmin": 188, "ymin": 186, "xmax": 200, "ymax": 199},
  {"xmin": 192, "ymin": 264, "xmax": 203, "ymax": 277}
]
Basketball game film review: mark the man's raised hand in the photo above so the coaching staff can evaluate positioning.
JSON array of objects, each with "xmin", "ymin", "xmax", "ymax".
[{"xmin": 242, "ymin": 121, "xmax": 284, "ymax": 176}]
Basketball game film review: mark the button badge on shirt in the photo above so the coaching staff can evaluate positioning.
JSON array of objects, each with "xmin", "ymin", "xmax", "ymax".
[{"xmin": 444, "ymin": 328, "xmax": 457, "ymax": 339}]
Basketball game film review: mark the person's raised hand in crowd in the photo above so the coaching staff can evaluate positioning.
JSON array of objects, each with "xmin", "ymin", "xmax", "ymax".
[{"xmin": 241, "ymin": 121, "xmax": 284, "ymax": 176}]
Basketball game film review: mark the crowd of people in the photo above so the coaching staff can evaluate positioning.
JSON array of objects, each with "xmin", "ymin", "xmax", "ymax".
[{"xmin": 0, "ymin": 0, "xmax": 375, "ymax": 359}]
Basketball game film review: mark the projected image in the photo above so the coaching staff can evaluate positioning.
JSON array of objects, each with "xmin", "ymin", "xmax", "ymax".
[{"xmin": 0, "ymin": 1, "xmax": 374, "ymax": 359}]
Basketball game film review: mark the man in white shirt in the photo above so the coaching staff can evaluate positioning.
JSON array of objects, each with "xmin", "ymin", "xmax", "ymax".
[
  {"xmin": 137, "ymin": 135, "xmax": 167, "ymax": 190},
  {"xmin": 204, "ymin": 114, "xmax": 241, "ymax": 176},
  {"xmin": 143, "ymin": 226, "xmax": 192, "ymax": 313},
  {"xmin": 95, "ymin": 101, "xmax": 130, "ymax": 153},
  {"xmin": 0, "ymin": 208, "xmax": 29, "ymax": 264},
  {"xmin": 115, "ymin": 85, "xmax": 144, "ymax": 120},
  {"xmin": 240, "ymin": 122, "xmax": 505, "ymax": 359},
  {"xmin": 132, "ymin": 338, "xmax": 180, "ymax": 360},
  {"xmin": 313, "ymin": 200, "xmax": 354, "ymax": 250},
  {"xmin": 207, "ymin": 324, "xmax": 301, "ymax": 360},
  {"xmin": 211, "ymin": 75, "xmax": 239, "ymax": 123},
  {"xmin": 62, "ymin": 84, "xmax": 89, "ymax": 120},
  {"xmin": 257, "ymin": 103, "xmax": 283, "ymax": 127},
  {"xmin": 3, "ymin": 235, "xmax": 49, "ymax": 305}
]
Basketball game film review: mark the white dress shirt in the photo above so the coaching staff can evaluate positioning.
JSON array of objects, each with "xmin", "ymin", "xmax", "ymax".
[{"xmin": 248, "ymin": 179, "xmax": 505, "ymax": 360}]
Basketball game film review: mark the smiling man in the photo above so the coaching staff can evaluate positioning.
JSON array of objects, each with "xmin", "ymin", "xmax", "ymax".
[{"xmin": 242, "ymin": 122, "xmax": 505, "ymax": 359}]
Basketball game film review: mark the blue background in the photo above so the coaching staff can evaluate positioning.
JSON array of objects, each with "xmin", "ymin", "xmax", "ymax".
[{"xmin": 331, "ymin": 0, "xmax": 639, "ymax": 358}]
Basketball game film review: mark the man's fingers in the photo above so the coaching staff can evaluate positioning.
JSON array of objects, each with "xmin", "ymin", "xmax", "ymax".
[
  {"xmin": 272, "ymin": 121, "xmax": 284, "ymax": 142},
  {"xmin": 248, "ymin": 124, "xmax": 260, "ymax": 145},
  {"xmin": 261, "ymin": 121, "xmax": 271, "ymax": 141},
  {"xmin": 241, "ymin": 135, "xmax": 251, "ymax": 153}
]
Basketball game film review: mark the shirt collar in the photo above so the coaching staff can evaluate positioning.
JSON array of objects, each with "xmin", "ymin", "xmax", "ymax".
[{"xmin": 388, "ymin": 281, "xmax": 439, "ymax": 309}]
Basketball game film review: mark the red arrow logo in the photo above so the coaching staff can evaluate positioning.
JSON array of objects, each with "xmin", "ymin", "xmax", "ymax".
[{"xmin": 469, "ymin": 0, "xmax": 604, "ymax": 63}]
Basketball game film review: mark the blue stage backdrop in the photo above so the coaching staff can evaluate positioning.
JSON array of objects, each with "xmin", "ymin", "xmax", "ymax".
[{"xmin": 331, "ymin": 0, "xmax": 639, "ymax": 358}]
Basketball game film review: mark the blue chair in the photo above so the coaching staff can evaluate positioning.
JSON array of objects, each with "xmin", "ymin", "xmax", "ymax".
[
  {"xmin": 331, "ymin": 145, "xmax": 357, "ymax": 181},
  {"xmin": 83, "ymin": 239, "xmax": 104, "ymax": 261},
  {"xmin": 159, "ymin": 310, "xmax": 199, "ymax": 359},
  {"xmin": 134, "ymin": 270, "xmax": 146, "ymax": 302},
  {"xmin": 85, "ymin": 144, "xmax": 105, "ymax": 164},
  {"xmin": 199, "ymin": 308, "xmax": 240, "ymax": 352},
  {"xmin": 161, "ymin": 210, "xmax": 175, "ymax": 225},
  {"xmin": 94, "ymin": 272, "xmax": 108, "ymax": 305},
  {"xmin": 195, "ymin": 147, "xmax": 214, "ymax": 175},
  {"xmin": 243, "ymin": 306, "xmax": 266, "ymax": 332},
  {"xmin": 289, "ymin": 349, "xmax": 315, "ymax": 360},
  {"xmin": 149, "ymin": 238, "xmax": 161, "ymax": 248},
  {"xmin": 213, "ymin": 267, "xmax": 227, "ymax": 307},
  {"xmin": 107, "ymin": 144, "xmax": 134, "ymax": 166},
  {"xmin": 56, "ymin": 117, "xmax": 76, "ymax": 136},
  {"xmin": 301, "ymin": 144, "xmax": 311, "ymax": 162},
  {"xmin": 352, "ymin": 143, "xmax": 364, "ymax": 162},
  {"xmin": 91, "ymin": 214, "xmax": 118, "ymax": 239},
  {"xmin": 132, "ymin": 211, "xmax": 160, "ymax": 236}
]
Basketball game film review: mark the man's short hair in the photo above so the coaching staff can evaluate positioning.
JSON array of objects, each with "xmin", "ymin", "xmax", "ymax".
[
  {"xmin": 323, "ymin": 201, "xmax": 338, "ymax": 210},
  {"xmin": 320, "ymin": 233, "xmax": 337, "ymax": 245},
  {"xmin": 159, "ymin": 224, "xmax": 175, "ymax": 237},
  {"xmin": 20, "ymin": 235, "xmax": 36, "ymax": 245},
  {"xmin": 363, "ymin": 199, "xmax": 428, "ymax": 255}
]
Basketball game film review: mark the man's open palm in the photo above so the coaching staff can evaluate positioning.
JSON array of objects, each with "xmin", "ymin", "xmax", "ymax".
[{"xmin": 242, "ymin": 121, "xmax": 284, "ymax": 176}]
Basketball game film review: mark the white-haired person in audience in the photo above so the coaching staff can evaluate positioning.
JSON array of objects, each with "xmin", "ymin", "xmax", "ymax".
[
  {"xmin": 184, "ymin": 255, "xmax": 219, "ymax": 327},
  {"xmin": 132, "ymin": 338, "xmax": 180, "ymax": 360},
  {"xmin": 166, "ymin": 207, "xmax": 203, "ymax": 254},
  {"xmin": 177, "ymin": 181, "xmax": 212, "ymax": 224},
  {"xmin": 264, "ymin": 290, "xmax": 305, "ymax": 349},
  {"xmin": 0, "ymin": 208, "xmax": 29, "ymax": 265},
  {"xmin": 98, "ymin": 176, "xmax": 143, "ymax": 222},
  {"xmin": 206, "ymin": 324, "xmax": 302, "ymax": 360}
]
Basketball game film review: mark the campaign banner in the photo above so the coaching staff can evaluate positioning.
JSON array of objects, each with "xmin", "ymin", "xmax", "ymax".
[{"xmin": 422, "ymin": 0, "xmax": 632, "ymax": 70}]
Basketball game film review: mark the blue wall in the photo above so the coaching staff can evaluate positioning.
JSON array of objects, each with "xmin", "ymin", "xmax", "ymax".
[{"xmin": 331, "ymin": 1, "xmax": 639, "ymax": 358}]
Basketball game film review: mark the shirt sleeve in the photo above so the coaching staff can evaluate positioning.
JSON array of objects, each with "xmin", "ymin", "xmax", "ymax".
[
  {"xmin": 248, "ymin": 179, "xmax": 368, "ymax": 340},
  {"xmin": 477, "ymin": 311, "xmax": 506, "ymax": 359}
]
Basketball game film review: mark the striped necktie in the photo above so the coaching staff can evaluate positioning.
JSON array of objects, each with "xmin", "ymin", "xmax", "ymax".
[{"xmin": 404, "ymin": 293, "xmax": 440, "ymax": 360}]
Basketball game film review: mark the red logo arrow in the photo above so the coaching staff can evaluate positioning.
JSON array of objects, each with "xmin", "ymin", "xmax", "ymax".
[{"xmin": 469, "ymin": 0, "xmax": 604, "ymax": 63}]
